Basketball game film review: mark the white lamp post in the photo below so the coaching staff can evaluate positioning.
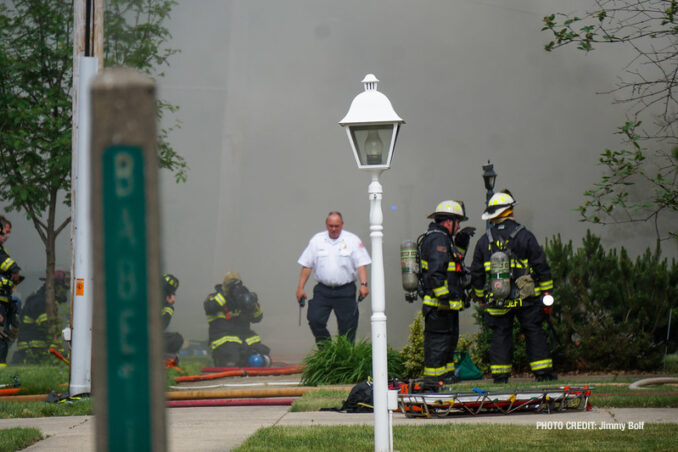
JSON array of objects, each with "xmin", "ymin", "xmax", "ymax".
[{"xmin": 340, "ymin": 74, "xmax": 404, "ymax": 452}]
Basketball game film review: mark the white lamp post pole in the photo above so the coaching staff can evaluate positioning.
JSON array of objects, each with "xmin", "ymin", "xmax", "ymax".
[
  {"xmin": 340, "ymin": 74, "xmax": 404, "ymax": 452},
  {"xmin": 368, "ymin": 169, "xmax": 389, "ymax": 451}
]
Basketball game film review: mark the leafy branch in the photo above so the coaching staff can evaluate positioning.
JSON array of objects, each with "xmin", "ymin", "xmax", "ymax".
[{"xmin": 542, "ymin": 1, "xmax": 678, "ymax": 242}]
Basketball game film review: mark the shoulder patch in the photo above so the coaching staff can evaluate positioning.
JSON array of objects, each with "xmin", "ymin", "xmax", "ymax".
[{"xmin": 436, "ymin": 245, "xmax": 447, "ymax": 253}]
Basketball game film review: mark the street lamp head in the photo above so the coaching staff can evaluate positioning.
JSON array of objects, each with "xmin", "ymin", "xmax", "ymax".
[
  {"xmin": 482, "ymin": 160, "xmax": 497, "ymax": 191},
  {"xmin": 340, "ymin": 74, "xmax": 404, "ymax": 170}
]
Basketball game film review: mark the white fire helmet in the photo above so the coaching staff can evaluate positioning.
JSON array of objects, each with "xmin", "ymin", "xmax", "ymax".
[
  {"xmin": 481, "ymin": 192, "xmax": 517, "ymax": 221},
  {"xmin": 427, "ymin": 200, "xmax": 468, "ymax": 221}
]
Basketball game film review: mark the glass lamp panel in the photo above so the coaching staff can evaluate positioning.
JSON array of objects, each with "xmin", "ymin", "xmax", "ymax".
[{"xmin": 349, "ymin": 124, "xmax": 393, "ymax": 167}]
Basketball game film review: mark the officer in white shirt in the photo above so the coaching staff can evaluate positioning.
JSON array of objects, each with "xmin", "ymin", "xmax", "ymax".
[{"xmin": 296, "ymin": 211, "xmax": 371, "ymax": 344}]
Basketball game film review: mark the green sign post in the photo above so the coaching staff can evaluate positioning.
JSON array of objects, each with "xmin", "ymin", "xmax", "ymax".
[
  {"xmin": 102, "ymin": 146, "xmax": 151, "ymax": 450},
  {"xmin": 91, "ymin": 68, "xmax": 165, "ymax": 452}
]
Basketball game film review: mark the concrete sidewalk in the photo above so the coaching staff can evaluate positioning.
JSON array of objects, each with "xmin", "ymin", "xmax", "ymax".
[{"xmin": 1, "ymin": 406, "xmax": 677, "ymax": 451}]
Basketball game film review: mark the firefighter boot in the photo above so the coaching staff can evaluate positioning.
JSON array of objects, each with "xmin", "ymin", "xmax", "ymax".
[
  {"xmin": 535, "ymin": 371, "xmax": 558, "ymax": 382},
  {"xmin": 442, "ymin": 372, "xmax": 460, "ymax": 385},
  {"xmin": 422, "ymin": 376, "xmax": 440, "ymax": 393},
  {"xmin": 493, "ymin": 375, "xmax": 509, "ymax": 384}
]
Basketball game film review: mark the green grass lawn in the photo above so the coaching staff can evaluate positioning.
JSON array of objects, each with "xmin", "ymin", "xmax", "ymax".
[
  {"xmin": 0, "ymin": 427, "xmax": 42, "ymax": 452},
  {"xmin": 0, "ymin": 364, "xmax": 69, "ymax": 395},
  {"xmin": 234, "ymin": 423, "xmax": 678, "ymax": 452}
]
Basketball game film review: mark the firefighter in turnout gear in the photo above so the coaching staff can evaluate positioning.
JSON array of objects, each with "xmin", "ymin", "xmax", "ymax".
[
  {"xmin": 203, "ymin": 272, "xmax": 271, "ymax": 367},
  {"xmin": 161, "ymin": 274, "xmax": 184, "ymax": 355},
  {"xmin": 419, "ymin": 200, "xmax": 475, "ymax": 391},
  {"xmin": 0, "ymin": 216, "xmax": 23, "ymax": 367},
  {"xmin": 13, "ymin": 270, "xmax": 70, "ymax": 364},
  {"xmin": 470, "ymin": 190, "xmax": 556, "ymax": 383}
]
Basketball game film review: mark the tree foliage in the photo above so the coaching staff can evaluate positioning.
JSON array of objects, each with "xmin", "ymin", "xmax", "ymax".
[
  {"xmin": 0, "ymin": 0, "xmax": 185, "ymax": 333},
  {"xmin": 546, "ymin": 231, "xmax": 677, "ymax": 371},
  {"xmin": 542, "ymin": 1, "xmax": 678, "ymax": 241},
  {"xmin": 105, "ymin": 0, "xmax": 186, "ymax": 182}
]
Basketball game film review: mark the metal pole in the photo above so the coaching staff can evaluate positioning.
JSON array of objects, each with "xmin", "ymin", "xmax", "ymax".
[
  {"xmin": 69, "ymin": 56, "xmax": 98, "ymax": 396},
  {"xmin": 367, "ymin": 170, "xmax": 390, "ymax": 452},
  {"xmin": 70, "ymin": 0, "xmax": 103, "ymax": 397}
]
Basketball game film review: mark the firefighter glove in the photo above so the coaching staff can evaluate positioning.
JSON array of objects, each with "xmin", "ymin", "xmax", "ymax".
[{"xmin": 455, "ymin": 226, "xmax": 476, "ymax": 250}]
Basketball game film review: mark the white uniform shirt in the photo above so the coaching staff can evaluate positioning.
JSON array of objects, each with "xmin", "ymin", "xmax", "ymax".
[{"xmin": 297, "ymin": 230, "xmax": 371, "ymax": 286}]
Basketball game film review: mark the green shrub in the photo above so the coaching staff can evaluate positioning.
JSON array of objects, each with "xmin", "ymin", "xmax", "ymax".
[
  {"xmin": 665, "ymin": 354, "xmax": 678, "ymax": 373},
  {"xmin": 399, "ymin": 311, "xmax": 424, "ymax": 379},
  {"xmin": 300, "ymin": 336, "xmax": 403, "ymax": 386},
  {"xmin": 399, "ymin": 310, "xmax": 479, "ymax": 378},
  {"xmin": 545, "ymin": 231, "xmax": 677, "ymax": 371}
]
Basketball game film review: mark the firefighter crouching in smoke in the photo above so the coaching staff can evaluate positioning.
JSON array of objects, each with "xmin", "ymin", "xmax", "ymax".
[
  {"xmin": 161, "ymin": 273, "xmax": 184, "ymax": 356},
  {"xmin": 13, "ymin": 270, "xmax": 70, "ymax": 364},
  {"xmin": 203, "ymin": 272, "xmax": 271, "ymax": 367},
  {"xmin": 470, "ymin": 190, "xmax": 557, "ymax": 383},
  {"xmin": 418, "ymin": 200, "xmax": 475, "ymax": 392}
]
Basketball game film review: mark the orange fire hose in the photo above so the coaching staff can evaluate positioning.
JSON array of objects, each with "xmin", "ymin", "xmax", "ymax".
[
  {"xmin": 166, "ymin": 387, "xmax": 311, "ymax": 400},
  {"xmin": 174, "ymin": 364, "xmax": 305, "ymax": 383},
  {"xmin": 0, "ymin": 394, "xmax": 48, "ymax": 402},
  {"xmin": 0, "ymin": 388, "xmax": 21, "ymax": 396}
]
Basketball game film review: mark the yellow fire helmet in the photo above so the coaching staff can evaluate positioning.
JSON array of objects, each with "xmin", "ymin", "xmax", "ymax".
[
  {"xmin": 223, "ymin": 272, "xmax": 242, "ymax": 291},
  {"xmin": 481, "ymin": 191, "xmax": 517, "ymax": 221},
  {"xmin": 427, "ymin": 200, "xmax": 468, "ymax": 221}
]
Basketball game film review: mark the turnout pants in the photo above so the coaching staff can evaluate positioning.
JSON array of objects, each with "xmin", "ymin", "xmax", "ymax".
[
  {"xmin": 212, "ymin": 326, "xmax": 270, "ymax": 367},
  {"xmin": 164, "ymin": 331, "xmax": 184, "ymax": 355},
  {"xmin": 484, "ymin": 301, "xmax": 553, "ymax": 379},
  {"xmin": 423, "ymin": 306, "xmax": 459, "ymax": 387},
  {"xmin": 0, "ymin": 301, "xmax": 17, "ymax": 365},
  {"xmin": 308, "ymin": 283, "xmax": 358, "ymax": 344}
]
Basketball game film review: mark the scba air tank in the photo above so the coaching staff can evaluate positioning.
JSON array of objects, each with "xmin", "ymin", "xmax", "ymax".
[
  {"xmin": 400, "ymin": 240, "xmax": 418, "ymax": 292},
  {"xmin": 489, "ymin": 251, "xmax": 511, "ymax": 300}
]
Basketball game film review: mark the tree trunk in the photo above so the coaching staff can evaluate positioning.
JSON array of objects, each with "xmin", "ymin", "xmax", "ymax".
[{"xmin": 45, "ymin": 189, "xmax": 58, "ymax": 345}]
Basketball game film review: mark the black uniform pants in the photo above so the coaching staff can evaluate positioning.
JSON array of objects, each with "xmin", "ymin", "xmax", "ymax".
[
  {"xmin": 423, "ymin": 306, "xmax": 459, "ymax": 384},
  {"xmin": 164, "ymin": 331, "xmax": 184, "ymax": 355},
  {"xmin": 308, "ymin": 282, "xmax": 358, "ymax": 344},
  {"xmin": 212, "ymin": 326, "xmax": 270, "ymax": 367},
  {"xmin": 0, "ymin": 300, "xmax": 16, "ymax": 364},
  {"xmin": 484, "ymin": 301, "xmax": 553, "ymax": 378}
]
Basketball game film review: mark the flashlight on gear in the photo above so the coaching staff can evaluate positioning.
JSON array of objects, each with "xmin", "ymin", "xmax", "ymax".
[
  {"xmin": 542, "ymin": 292, "xmax": 554, "ymax": 315},
  {"xmin": 542, "ymin": 293, "xmax": 554, "ymax": 307}
]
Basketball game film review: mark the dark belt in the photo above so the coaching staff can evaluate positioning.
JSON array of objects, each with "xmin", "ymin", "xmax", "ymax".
[{"xmin": 318, "ymin": 282, "xmax": 354, "ymax": 290}]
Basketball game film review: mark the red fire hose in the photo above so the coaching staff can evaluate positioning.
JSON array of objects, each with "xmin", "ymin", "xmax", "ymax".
[
  {"xmin": 167, "ymin": 397, "xmax": 296, "ymax": 408},
  {"xmin": 49, "ymin": 348, "xmax": 70, "ymax": 366},
  {"xmin": 174, "ymin": 364, "xmax": 305, "ymax": 383}
]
